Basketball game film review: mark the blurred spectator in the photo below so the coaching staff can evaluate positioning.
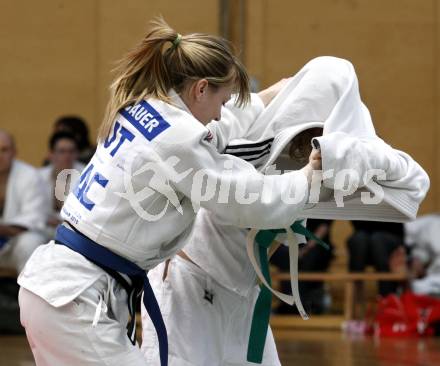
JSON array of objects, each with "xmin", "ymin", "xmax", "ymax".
[
  {"xmin": 39, "ymin": 132, "xmax": 85, "ymax": 238},
  {"xmin": 0, "ymin": 130, "xmax": 48, "ymax": 333},
  {"xmin": 0, "ymin": 130, "xmax": 48, "ymax": 272},
  {"xmin": 348, "ymin": 221, "xmax": 405, "ymax": 294},
  {"xmin": 51, "ymin": 115, "xmax": 95, "ymax": 164},
  {"xmin": 405, "ymin": 214, "xmax": 440, "ymax": 296},
  {"xmin": 347, "ymin": 220, "xmax": 405, "ymax": 318},
  {"xmin": 271, "ymin": 219, "xmax": 334, "ymax": 314}
]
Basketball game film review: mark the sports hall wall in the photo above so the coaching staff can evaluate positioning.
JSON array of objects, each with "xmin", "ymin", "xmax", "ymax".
[
  {"xmin": 1, "ymin": 0, "xmax": 436, "ymax": 222},
  {"xmin": 0, "ymin": 0, "xmax": 219, "ymax": 164}
]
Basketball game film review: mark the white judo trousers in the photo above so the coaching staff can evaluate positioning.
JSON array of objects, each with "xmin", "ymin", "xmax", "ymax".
[
  {"xmin": 141, "ymin": 256, "xmax": 281, "ymax": 366},
  {"xmin": 19, "ymin": 275, "xmax": 147, "ymax": 366}
]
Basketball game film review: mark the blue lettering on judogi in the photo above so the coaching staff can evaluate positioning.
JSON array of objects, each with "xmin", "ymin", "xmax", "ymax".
[
  {"xmin": 121, "ymin": 101, "xmax": 171, "ymax": 141},
  {"xmin": 73, "ymin": 164, "xmax": 109, "ymax": 211},
  {"xmin": 104, "ymin": 121, "xmax": 135, "ymax": 157}
]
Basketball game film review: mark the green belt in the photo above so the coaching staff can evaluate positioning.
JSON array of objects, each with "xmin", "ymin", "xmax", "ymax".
[{"xmin": 247, "ymin": 220, "xmax": 329, "ymax": 364}]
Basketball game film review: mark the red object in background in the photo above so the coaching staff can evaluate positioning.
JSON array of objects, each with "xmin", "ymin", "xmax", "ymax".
[{"xmin": 371, "ymin": 291, "xmax": 440, "ymax": 337}]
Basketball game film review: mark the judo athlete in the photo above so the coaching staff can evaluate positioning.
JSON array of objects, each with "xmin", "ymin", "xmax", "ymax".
[
  {"xmin": 18, "ymin": 19, "xmax": 322, "ymax": 366},
  {"xmin": 141, "ymin": 56, "xmax": 430, "ymax": 365}
]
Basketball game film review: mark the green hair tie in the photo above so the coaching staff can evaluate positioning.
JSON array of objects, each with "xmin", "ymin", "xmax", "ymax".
[{"xmin": 172, "ymin": 33, "xmax": 182, "ymax": 48}]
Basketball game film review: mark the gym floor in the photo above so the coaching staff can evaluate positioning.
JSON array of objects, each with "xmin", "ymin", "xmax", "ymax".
[{"xmin": 3, "ymin": 330, "xmax": 440, "ymax": 366}]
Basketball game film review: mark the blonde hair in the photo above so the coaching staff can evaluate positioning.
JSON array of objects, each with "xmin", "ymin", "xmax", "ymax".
[{"xmin": 98, "ymin": 17, "xmax": 250, "ymax": 141}]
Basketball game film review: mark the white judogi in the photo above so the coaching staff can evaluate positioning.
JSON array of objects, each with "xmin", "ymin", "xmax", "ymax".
[
  {"xmin": 404, "ymin": 214, "xmax": 440, "ymax": 295},
  {"xmin": 18, "ymin": 91, "xmax": 310, "ymax": 366},
  {"xmin": 38, "ymin": 161, "xmax": 85, "ymax": 238},
  {"xmin": 242, "ymin": 57, "xmax": 429, "ymax": 309},
  {"xmin": 236, "ymin": 57, "xmax": 429, "ymax": 223},
  {"xmin": 142, "ymin": 256, "xmax": 280, "ymax": 366},
  {"xmin": 0, "ymin": 159, "xmax": 47, "ymax": 272},
  {"xmin": 142, "ymin": 57, "xmax": 429, "ymax": 366}
]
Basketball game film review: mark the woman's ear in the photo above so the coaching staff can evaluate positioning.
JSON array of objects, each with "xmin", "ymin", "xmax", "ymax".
[{"xmin": 194, "ymin": 79, "xmax": 209, "ymax": 101}]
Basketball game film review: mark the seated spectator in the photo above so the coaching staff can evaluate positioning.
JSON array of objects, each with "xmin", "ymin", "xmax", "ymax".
[
  {"xmin": 45, "ymin": 115, "xmax": 95, "ymax": 165},
  {"xmin": 405, "ymin": 214, "xmax": 440, "ymax": 296},
  {"xmin": 347, "ymin": 220, "xmax": 405, "ymax": 317},
  {"xmin": 271, "ymin": 219, "xmax": 334, "ymax": 314},
  {"xmin": 0, "ymin": 130, "xmax": 48, "ymax": 272},
  {"xmin": 39, "ymin": 132, "xmax": 85, "ymax": 238}
]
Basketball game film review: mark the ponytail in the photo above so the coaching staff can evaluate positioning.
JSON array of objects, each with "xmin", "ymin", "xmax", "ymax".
[{"xmin": 98, "ymin": 17, "xmax": 250, "ymax": 142}]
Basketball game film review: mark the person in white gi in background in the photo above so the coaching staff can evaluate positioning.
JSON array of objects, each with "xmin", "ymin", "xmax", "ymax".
[
  {"xmin": 141, "ymin": 56, "xmax": 430, "ymax": 366},
  {"xmin": 404, "ymin": 214, "xmax": 440, "ymax": 295},
  {"xmin": 39, "ymin": 131, "xmax": 85, "ymax": 239},
  {"xmin": 17, "ymin": 18, "xmax": 322, "ymax": 366},
  {"xmin": 0, "ymin": 130, "xmax": 47, "ymax": 272}
]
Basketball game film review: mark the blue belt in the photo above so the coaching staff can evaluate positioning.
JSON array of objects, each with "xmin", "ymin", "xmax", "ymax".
[{"xmin": 55, "ymin": 224, "xmax": 168, "ymax": 366}]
